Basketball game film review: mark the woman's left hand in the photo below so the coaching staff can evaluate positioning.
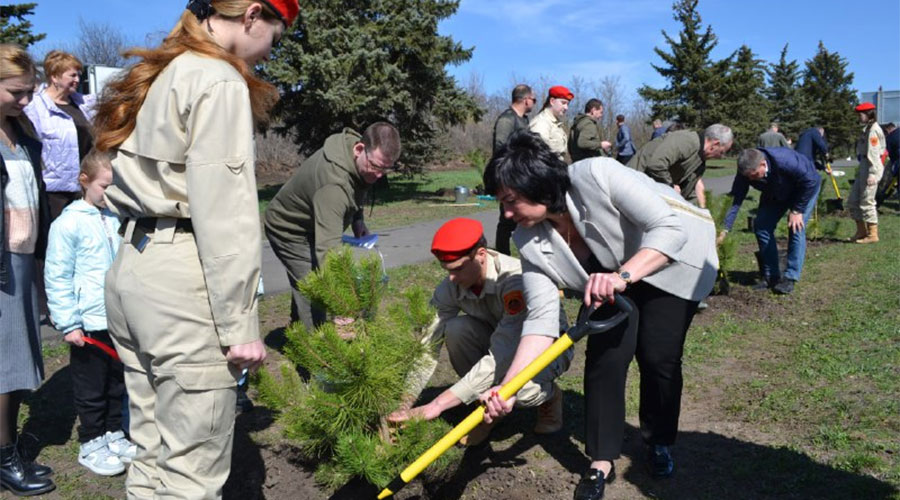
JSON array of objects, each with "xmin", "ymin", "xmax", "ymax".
[{"xmin": 584, "ymin": 272, "xmax": 627, "ymax": 307}]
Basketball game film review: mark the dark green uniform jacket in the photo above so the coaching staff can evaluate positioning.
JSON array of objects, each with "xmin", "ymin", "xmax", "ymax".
[
  {"xmin": 627, "ymin": 130, "xmax": 706, "ymax": 204},
  {"xmin": 492, "ymin": 107, "xmax": 529, "ymax": 154},
  {"xmin": 264, "ymin": 128, "xmax": 367, "ymax": 264},
  {"xmin": 569, "ymin": 113, "xmax": 605, "ymax": 162}
]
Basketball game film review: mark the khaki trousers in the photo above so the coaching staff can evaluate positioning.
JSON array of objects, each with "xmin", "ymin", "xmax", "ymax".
[
  {"xmin": 106, "ymin": 227, "xmax": 240, "ymax": 500},
  {"xmin": 848, "ymin": 171, "xmax": 879, "ymax": 223},
  {"xmin": 444, "ymin": 316, "xmax": 566, "ymax": 407}
]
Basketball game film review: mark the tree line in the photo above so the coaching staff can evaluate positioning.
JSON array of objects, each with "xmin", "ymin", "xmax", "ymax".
[{"xmin": 2, "ymin": 0, "xmax": 863, "ymax": 168}]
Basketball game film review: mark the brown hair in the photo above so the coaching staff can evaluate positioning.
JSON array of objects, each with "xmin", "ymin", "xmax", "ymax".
[
  {"xmin": 361, "ymin": 122, "xmax": 401, "ymax": 163},
  {"xmin": 43, "ymin": 50, "xmax": 83, "ymax": 80},
  {"xmin": 79, "ymin": 148, "xmax": 112, "ymax": 192},
  {"xmin": 93, "ymin": 1, "xmax": 281, "ymax": 152}
]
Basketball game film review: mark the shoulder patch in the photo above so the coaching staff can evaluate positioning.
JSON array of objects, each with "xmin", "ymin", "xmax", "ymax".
[
  {"xmin": 503, "ymin": 290, "xmax": 525, "ymax": 315},
  {"xmin": 870, "ymin": 135, "xmax": 880, "ymax": 147}
]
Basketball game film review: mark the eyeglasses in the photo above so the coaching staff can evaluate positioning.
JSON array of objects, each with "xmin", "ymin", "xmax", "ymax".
[{"xmin": 365, "ymin": 149, "xmax": 396, "ymax": 172}]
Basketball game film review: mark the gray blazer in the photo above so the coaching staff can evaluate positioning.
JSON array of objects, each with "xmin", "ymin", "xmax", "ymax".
[{"xmin": 513, "ymin": 158, "xmax": 719, "ymax": 336}]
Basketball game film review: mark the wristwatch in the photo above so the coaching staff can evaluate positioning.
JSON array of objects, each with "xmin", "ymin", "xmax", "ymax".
[{"xmin": 616, "ymin": 271, "xmax": 632, "ymax": 285}]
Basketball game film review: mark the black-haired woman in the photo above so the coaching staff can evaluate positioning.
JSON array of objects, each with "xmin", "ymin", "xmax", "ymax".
[{"xmin": 481, "ymin": 130, "xmax": 718, "ymax": 500}]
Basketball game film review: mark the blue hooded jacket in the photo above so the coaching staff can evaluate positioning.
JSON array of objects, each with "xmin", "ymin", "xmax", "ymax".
[
  {"xmin": 723, "ymin": 147, "xmax": 821, "ymax": 231},
  {"xmin": 44, "ymin": 199, "xmax": 122, "ymax": 334}
]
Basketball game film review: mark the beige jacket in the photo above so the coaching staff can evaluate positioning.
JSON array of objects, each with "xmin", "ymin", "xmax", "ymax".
[
  {"xmin": 529, "ymin": 108, "xmax": 568, "ymax": 160},
  {"xmin": 514, "ymin": 158, "xmax": 718, "ymax": 336},
  {"xmin": 857, "ymin": 122, "xmax": 885, "ymax": 182},
  {"xmin": 104, "ymin": 52, "xmax": 262, "ymax": 347}
]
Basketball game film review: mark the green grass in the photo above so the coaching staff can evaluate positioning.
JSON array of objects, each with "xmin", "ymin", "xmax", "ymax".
[{"xmin": 258, "ymin": 167, "xmax": 498, "ymax": 231}]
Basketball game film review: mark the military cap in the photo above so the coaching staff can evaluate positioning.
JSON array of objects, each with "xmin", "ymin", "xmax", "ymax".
[
  {"xmin": 855, "ymin": 102, "xmax": 876, "ymax": 112},
  {"xmin": 548, "ymin": 85, "xmax": 574, "ymax": 100},
  {"xmin": 431, "ymin": 218, "xmax": 484, "ymax": 262}
]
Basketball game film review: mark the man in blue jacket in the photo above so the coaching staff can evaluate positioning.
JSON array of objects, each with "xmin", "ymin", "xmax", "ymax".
[
  {"xmin": 615, "ymin": 114, "xmax": 636, "ymax": 164},
  {"xmin": 718, "ymin": 148, "xmax": 821, "ymax": 295},
  {"xmin": 795, "ymin": 127, "xmax": 829, "ymax": 167}
]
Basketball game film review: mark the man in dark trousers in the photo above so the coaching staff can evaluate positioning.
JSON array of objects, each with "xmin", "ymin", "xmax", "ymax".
[
  {"xmin": 569, "ymin": 98, "xmax": 611, "ymax": 162},
  {"xmin": 795, "ymin": 126, "xmax": 829, "ymax": 167},
  {"xmin": 488, "ymin": 84, "xmax": 534, "ymax": 255},
  {"xmin": 718, "ymin": 148, "xmax": 821, "ymax": 295}
]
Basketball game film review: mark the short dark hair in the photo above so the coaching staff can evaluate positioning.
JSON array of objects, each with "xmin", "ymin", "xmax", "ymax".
[
  {"xmin": 584, "ymin": 98, "xmax": 603, "ymax": 113},
  {"xmin": 362, "ymin": 122, "xmax": 401, "ymax": 163},
  {"xmin": 484, "ymin": 130, "xmax": 570, "ymax": 213},
  {"xmin": 737, "ymin": 148, "xmax": 765, "ymax": 177},
  {"xmin": 511, "ymin": 84, "xmax": 533, "ymax": 104},
  {"xmin": 616, "ymin": 114, "xmax": 625, "ymax": 123},
  {"xmin": 667, "ymin": 121, "xmax": 685, "ymax": 131},
  {"xmin": 861, "ymin": 109, "xmax": 877, "ymax": 123}
]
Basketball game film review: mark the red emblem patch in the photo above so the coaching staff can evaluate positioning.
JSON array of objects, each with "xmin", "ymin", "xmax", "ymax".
[
  {"xmin": 870, "ymin": 135, "xmax": 879, "ymax": 147},
  {"xmin": 503, "ymin": 290, "xmax": 525, "ymax": 315}
]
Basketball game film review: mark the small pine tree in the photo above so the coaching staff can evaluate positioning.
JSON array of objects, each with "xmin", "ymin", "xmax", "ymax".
[
  {"xmin": 255, "ymin": 248, "xmax": 461, "ymax": 490},
  {"xmin": 708, "ymin": 192, "xmax": 737, "ymax": 295}
]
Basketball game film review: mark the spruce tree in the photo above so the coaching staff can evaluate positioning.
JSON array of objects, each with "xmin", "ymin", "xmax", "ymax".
[
  {"xmin": 638, "ymin": 0, "xmax": 728, "ymax": 128},
  {"xmin": 801, "ymin": 41, "xmax": 858, "ymax": 152},
  {"xmin": 0, "ymin": 3, "xmax": 45, "ymax": 48},
  {"xmin": 262, "ymin": 0, "xmax": 481, "ymax": 169},
  {"xmin": 255, "ymin": 248, "xmax": 461, "ymax": 490},
  {"xmin": 713, "ymin": 45, "xmax": 770, "ymax": 148},
  {"xmin": 764, "ymin": 44, "xmax": 812, "ymax": 138}
]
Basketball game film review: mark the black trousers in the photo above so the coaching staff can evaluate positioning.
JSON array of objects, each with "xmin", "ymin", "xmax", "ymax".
[
  {"xmin": 583, "ymin": 282, "xmax": 699, "ymax": 461},
  {"xmin": 494, "ymin": 205, "xmax": 517, "ymax": 255},
  {"xmin": 70, "ymin": 329, "xmax": 125, "ymax": 443}
]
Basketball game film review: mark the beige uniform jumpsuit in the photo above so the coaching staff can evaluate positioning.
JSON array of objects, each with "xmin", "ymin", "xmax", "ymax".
[
  {"xmin": 848, "ymin": 122, "xmax": 885, "ymax": 223},
  {"xmin": 408, "ymin": 250, "xmax": 572, "ymax": 407},
  {"xmin": 104, "ymin": 52, "xmax": 262, "ymax": 500},
  {"xmin": 529, "ymin": 108, "xmax": 569, "ymax": 162}
]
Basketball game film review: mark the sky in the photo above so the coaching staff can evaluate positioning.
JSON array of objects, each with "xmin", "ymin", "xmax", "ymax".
[{"xmin": 23, "ymin": 0, "xmax": 900, "ymax": 102}]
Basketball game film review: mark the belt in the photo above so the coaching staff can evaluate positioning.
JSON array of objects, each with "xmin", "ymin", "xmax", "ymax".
[{"xmin": 119, "ymin": 217, "xmax": 193, "ymax": 251}]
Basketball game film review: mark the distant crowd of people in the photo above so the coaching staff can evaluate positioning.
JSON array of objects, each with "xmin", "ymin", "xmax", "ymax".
[{"xmin": 1, "ymin": 0, "xmax": 897, "ymax": 499}]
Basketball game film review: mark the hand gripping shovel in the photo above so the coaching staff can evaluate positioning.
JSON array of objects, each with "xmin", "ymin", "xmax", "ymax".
[{"xmin": 377, "ymin": 294, "xmax": 636, "ymax": 498}]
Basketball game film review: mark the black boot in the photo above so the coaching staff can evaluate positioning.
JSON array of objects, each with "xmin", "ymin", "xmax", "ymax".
[
  {"xmin": 16, "ymin": 440, "xmax": 53, "ymax": 479},
  {"xmin": 1, "ymin": 444, "xmax": 55, "ymax": 496}
]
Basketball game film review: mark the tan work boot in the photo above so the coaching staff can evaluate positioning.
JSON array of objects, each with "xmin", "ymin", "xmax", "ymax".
[
  {"xmin": 533, "ymin": 383, "xmax": 563, "ymax": 434},
  {"xmin": 460, "ymin": 419, "xmax": 498, "ymax": 447},
  {"xmin": 856, "ymin": 223, "xmax": 879, "ymax": 244},
  {"xmin": 849, "ymin": 220, "xmax": 867, "ymax": 241}
]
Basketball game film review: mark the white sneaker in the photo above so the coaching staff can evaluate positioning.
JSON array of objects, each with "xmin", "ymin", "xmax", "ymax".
[
  {"xmin": 104, "ymin": 431, "xmax": 137, "ymax": 463},
  {"xmin": 78, "ymin": 435, "xmax": 125, "ymax": 476}
]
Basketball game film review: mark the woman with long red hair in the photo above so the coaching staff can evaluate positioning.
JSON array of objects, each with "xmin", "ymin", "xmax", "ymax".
[{"xmin": 93, "ymin": 1, "xmax": 298, "ymax": 497}]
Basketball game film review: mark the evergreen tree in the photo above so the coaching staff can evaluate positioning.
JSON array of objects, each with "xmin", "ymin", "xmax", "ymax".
[
  {"xmin": 263, "ymin": 0, "xmax": 481, "ymax": 168},
  {"xmin": 255, "ymin": 248, "xmax": 461, "ymax": 490},
  {"xmin": 764, "ymin": 44, "xmax": 812, "ymax": 138},
  {"xmin": 801, "ymin": 41, "xmax": 857, "ymax": 152},
  {"xmin": 713, "ymin": 45, "xmax": 770, "ymax": 148},
  {"xmin": 638, "ymin": 0, "xmax": 728, "ymax": 128},
  {"xmin": 0, "ymin": 3, "xmax": 45, "ymax": 48}
]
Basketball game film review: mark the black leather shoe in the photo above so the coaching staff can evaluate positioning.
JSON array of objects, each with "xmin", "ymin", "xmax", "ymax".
[
  {"xmin": 573, "ymin": 465, "xmax": 615, "ymax": 500},
  {"xmin": 1, "ymin": 444, "xmax": 56, "ymax": 496},
  {"xmin": 26, "ymin": 462, "xmax": 53, "ymax": 479},
  {"xmin": 751, "ymin": 276, "xmax": 778, "ymax": 291},
  {"xmin": 646, "ymin": 445, "xmax": 674, "ymax": 478}
]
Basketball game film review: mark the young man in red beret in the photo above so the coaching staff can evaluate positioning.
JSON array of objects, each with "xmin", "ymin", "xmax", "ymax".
[
  {"xmin": 388, "ymin": 218, "xmax": 572, "ymax": 445},
  {"xmin": 529, "ymin": 85, "xmax": 573, "ymax": 162}
]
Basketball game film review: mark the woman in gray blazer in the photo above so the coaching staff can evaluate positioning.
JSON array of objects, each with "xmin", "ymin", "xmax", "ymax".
[{"xmin": 481, "ymin": 131, "xmax": 718, "ymax": 500}]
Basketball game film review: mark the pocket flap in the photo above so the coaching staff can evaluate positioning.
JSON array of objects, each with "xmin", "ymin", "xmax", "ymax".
[{"xmin": 174, "ymin": 362, "xmax": 239, "ymax": 391}]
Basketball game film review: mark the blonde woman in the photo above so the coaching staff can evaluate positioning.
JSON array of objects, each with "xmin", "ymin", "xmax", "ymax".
[
  {"xmin": 0, "ymin": 43, "xmax": 55, "ymax": 497},
  {"xmin": 92, "ymin": 0, "xmax": 298, "ymax": 497}
]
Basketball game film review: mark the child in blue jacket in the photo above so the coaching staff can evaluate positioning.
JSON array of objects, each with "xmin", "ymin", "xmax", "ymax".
[{"xmin": 45, "ymin": 149, "xmax": 135, "ymax": 476}]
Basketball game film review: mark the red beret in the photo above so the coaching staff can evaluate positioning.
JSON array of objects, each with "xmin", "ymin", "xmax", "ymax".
[
  {"xmin": 549, "ymin": 85, "xmax": 574, "ymax": 100},
  {"xmin": 262, "ymin": 0, "xmax": 299, "ymax": 26},
  {"xmin": 855, "ymin": 102, "xmax": 876, "ymax": 112},
  {"xmin": 431, "ymin": 218, "xmax": 484, "ymax": 262}
]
